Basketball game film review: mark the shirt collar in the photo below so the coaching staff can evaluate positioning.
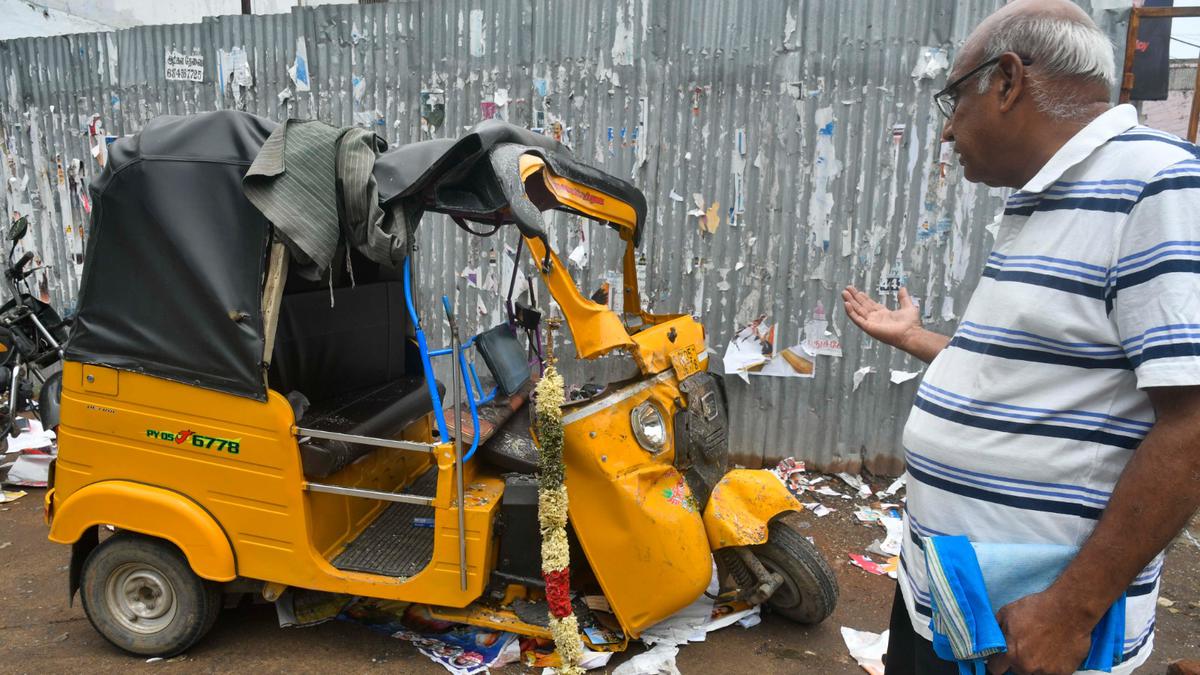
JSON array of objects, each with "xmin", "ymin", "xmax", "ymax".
[{"xmin": 1019, "ymin": 104, "xmax": 1139, "ymax": 194}]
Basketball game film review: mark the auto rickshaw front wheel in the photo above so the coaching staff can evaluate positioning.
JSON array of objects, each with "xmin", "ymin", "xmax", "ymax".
[
  {"xmin": 751, "ymin": 511, "xmax": 839, "ymax": 624},
  {"xmin": 80, "ymin": 532, "xmax": 222, "ymax": 657}
]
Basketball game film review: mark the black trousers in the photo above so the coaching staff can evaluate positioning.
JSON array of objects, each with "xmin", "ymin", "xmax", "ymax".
[{"xmin": 884, "ymin": 584, "xmax": 961, "ymax": 675}]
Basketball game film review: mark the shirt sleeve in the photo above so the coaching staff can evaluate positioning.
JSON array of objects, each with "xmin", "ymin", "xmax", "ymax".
[{"xmin": 1111, "ymin": 158, "xmax": 1200, "ymax": 388}]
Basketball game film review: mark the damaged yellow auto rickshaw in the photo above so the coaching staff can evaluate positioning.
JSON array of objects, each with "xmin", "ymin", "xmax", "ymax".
[{"xmin": 45, "ymin": 111, "xmax": 837, "ymax": 659}]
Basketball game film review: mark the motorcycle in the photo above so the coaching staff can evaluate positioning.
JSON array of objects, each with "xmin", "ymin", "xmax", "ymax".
[{"xmin": 0, "ymin": 216, "xmax": 69, "ymax": 437}]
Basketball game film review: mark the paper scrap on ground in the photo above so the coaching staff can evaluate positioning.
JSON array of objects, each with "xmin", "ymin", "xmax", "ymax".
[
  {"xmin": 772, "ymin": 457, "xmax": 808, "ymax": 496},
  {"xmin": 0, "ymin": 490, "xmax": 27, "ymax": 503},
  {"xmin": 625, "ymin": 560, "xmax": 762, "ymax": 673},
  {"xmin": 837, "ymin": 472, "xmax": 865, "ymax": 491},
  {"xmin": 339, "ymin": 600, "xmax": 521, "ymax": 675},
  {"xmin": 889, "ymin": 369, "xmax": 921, "ymax": 385},
  {"xmin": 849, "ymin": 554, "xmax": 888, "ymax": 576},
  {"xmin": 841, "ymin": 626, "xmax": 889, "ymax": 675},
  {"xmin": 804, "ymin": 502, "xmax": 833, "ymax": 517},
  {"xmin": 879, "ymin": 474, "xmax": 906, "ymax": 497},
  {"xmin": 4, "ymin": 418, "xmax": 56, "ymax": 487},
  {"xmin": 612, "ymin": 645, "xmax": 681, "ymax": 675},
  {"xmin": 813, "ymin": 485, "xmax": 844, "ymax": 498},
  {"xmin": 878, "ymin": 516, "xmax": 903, "ymax": 556}
]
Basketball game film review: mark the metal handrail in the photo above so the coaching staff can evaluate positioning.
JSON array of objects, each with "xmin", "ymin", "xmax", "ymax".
[
  {"xmin": 304, "ymin": 482, "xmax": 434, "ymax": 505},
  {"xmin": 294, "ymin": 426, "xmax": 439, "ymax": 453}
]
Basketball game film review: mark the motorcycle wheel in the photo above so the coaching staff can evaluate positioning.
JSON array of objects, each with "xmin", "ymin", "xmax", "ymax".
[{"xmin": 752, "ymin": 511, "xmax": 839, "ymax": 624}]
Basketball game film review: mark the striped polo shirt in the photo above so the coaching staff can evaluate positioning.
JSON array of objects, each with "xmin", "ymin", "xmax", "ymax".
[{"xmin": 898, "ymin": 104, "xmax": 1200, "ymax": 673}]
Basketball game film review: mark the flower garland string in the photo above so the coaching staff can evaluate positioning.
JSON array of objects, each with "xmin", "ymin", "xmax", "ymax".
[{"xmin": 533, "ymin": 319, "xmax": 585, "ymax": 675}]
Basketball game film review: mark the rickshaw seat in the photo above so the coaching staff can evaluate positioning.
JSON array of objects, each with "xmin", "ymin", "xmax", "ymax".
[
  {"xmin": 479, "ymin": 409, "xmax": 539, "ymax": 473},
  {"xmin": 297, "ymin": 376, "xmax": 444, "ymax": 478}
]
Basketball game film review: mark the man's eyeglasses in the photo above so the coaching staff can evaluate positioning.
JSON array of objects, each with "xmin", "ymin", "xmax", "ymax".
[{"xmin": 933, "ymin": 54, "xmax": 1033, "ymax": 119}]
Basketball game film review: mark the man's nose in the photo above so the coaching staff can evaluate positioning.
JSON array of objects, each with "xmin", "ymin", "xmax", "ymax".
[{"xmin": 940, "ymin": 116, "xmax": 954, "ymax": 143}]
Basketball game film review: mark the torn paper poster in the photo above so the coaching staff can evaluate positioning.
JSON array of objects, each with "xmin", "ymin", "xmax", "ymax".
[
  {"xmin": 852, "ymin": 366, "xmax": 876, "ymax": 391},
  {"xmin": 759, "ymin": 344, "xmax": 816, "ymax": 379},
  {"xmin": 165, "ymin": 50, "xmax": 204, "ymax": 82},
  {"xmin": 217, "ymin": 46, "xmax": 253, "ymax": 92},
  {"xmin": 803, "ymin": 318, "xmax": 843, "ymax": 357},
  {"xmin": 889, "ymin": 369, "xmax": 921, "ymax": 385},
  {"xmin": 722, "ymin": 317, "xmax": 773, "ymax": 380},
  {"xmin": 940, "ymin": 295, "xmax": 955, "ymax": 322},
  {"xmin": 841, "ymin": 627, "xmax": 888, "ymax": 675},
  {"xmin": 288, "ymin": 37, "xmax": 311, "ymax": 91},
  {"xmin": 668, "ymin": 189, "xmax": 684, "ymax": 202},
  {"xmin": 568, "ymin": 224, "xmax": 589, "ymax": 269},
  {"xmin": 911, "ymin": 46, "xmax": 949, "ymax": 81},
  {"xmin": 469, "ymin": 9, "xmax": 487, "ymax": 57}
]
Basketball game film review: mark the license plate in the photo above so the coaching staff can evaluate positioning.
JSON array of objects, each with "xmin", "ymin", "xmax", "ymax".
[{"xmin": 670, "ymin": 344, "xmax": 703, "ymax": 381}]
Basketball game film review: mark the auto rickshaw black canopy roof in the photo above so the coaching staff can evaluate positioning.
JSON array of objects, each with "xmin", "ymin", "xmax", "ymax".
[
  {"xmin": 373, "ymin": 119, "xmax": 648, "ymax": 246},
  {"xmin": 65, "ymin": 111, "xmax": 279, "ymax": 400},
  {"xmin": 66, "ymin": 113, "xmax": 650, "ymax": 401}
]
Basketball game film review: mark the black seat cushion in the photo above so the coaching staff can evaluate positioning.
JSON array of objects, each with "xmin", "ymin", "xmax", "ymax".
[
  {"xmin": 297, "ymin": 377, "xmax": 442, "ymax": 478},
  {"xmin": 475, "ymin": 324, "xmax": 531, "ymax": 398},
  {"xmin": 478, "ymin": 406, "xmax": 539, "ymax": 474}
]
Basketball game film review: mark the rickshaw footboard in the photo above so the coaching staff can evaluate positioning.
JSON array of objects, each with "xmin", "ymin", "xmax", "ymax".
[{"xmin": 331, "ymin": 468, "xmax": 438, "ymax": 578}]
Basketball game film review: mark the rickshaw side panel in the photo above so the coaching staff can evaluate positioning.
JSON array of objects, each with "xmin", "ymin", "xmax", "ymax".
[
  {"xmin": 54, "ymin": 362, "xmax": 310, "ymax": 581},
  {"xmin": 53, "ymin": 362, "xmax": 498, "ymax": 605},
  {"xmin": 561, "ymin": 373, "xmax": 712, "ymax": 637},
  {"xmin": 702, "ymin": 470, "xmax": 805, "ymax": 549},
  {"xmin": 48, "ymin": 480, "xmax": 237, "ymax": 581}
]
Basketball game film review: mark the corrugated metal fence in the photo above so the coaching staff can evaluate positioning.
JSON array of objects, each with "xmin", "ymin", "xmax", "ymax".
[{"xmin": 0, "ymin": 0, "xmax": 1128, "ymax": 473}]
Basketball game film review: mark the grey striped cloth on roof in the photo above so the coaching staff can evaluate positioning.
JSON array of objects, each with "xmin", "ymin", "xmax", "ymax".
[{"xmin": 242, "ymin": 119, "xmax": 407, "ymax": 281}]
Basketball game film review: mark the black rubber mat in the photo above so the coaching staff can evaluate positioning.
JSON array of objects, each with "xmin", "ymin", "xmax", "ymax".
[{"xmin": 332, "ymin": 468, "xmax": 438, "ymax": 578}]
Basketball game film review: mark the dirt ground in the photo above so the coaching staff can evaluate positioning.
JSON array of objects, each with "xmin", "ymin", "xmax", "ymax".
[{"xmin": 1, "ymin": 486, "xmax": 1197, "ymax": 674}]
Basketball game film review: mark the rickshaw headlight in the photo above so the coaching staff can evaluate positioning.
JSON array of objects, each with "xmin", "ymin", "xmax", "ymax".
[{"xmin": 631, "ymin": 401, "xmax": 667, "ymax": 453}]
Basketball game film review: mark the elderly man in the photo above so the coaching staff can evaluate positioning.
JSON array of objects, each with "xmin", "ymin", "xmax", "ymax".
[{"xmin": 842, "ymin": 1, "xmax": 1200, "ymax": 673}]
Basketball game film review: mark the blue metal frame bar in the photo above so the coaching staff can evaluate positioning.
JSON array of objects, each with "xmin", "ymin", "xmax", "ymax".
[
  {"xmin": 405, "ymin": 258, "xmax": 500, "ymax": 462},
  {"xmin": 404, "ymin": 258, "xmax": 450, "ymax": 442}
]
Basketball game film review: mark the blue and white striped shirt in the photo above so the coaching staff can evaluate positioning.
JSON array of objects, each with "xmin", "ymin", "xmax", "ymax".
[{"xmin": 899, "ymin": 105, "xmax": 1200, "ymax": 674}]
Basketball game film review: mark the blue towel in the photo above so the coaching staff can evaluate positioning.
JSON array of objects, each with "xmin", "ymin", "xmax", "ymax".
[{"xmin": 923, "ymin": 536, "xmax": 1126, "ymax": 675}]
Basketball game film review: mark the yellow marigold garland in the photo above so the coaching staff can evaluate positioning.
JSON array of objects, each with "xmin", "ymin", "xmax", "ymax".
[{"xmin": 533, "ymin": 363, "xmax": 585, "ymax": 675}]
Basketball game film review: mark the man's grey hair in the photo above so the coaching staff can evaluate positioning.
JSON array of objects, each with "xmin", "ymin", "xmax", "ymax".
[{"xmin": 975, "ymin": 13, "xmax": 1115, "ymax": 121}]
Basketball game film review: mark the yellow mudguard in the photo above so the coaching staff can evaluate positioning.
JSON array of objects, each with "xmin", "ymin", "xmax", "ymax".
[
  {"xmin": 49, "ymin": 481, "xmax": 237, "ymax": 582},
  {"xmin": 703, "ymin": 469, "xmax": 803, "ymax": 549}
]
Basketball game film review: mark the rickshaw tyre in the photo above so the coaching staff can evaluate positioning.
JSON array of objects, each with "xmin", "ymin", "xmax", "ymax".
[
  {"xmin": 80, "ymin": 532, "xmax": 222, "ymax": 657},
  {"xmin": 752, "ymin": 512, "xmax": 839, "ymax": 625}
]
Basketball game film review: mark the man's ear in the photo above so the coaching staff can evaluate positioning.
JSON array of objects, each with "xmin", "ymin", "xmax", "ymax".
[{"xmin": 996, "ymin": 52, "xmax": 1026, "ymax": 114}]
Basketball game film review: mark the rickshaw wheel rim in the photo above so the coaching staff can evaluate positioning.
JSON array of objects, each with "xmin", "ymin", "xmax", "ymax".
[
  {"xmin": 105, "ymin": 562, "xmax": 178, "ymax": 634},
  {"xmin": 759, "ymin": 556, "xmax": 802, "ymax": 609}
]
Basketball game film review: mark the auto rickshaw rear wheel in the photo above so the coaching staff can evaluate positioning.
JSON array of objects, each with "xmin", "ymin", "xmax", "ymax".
[
  {"xmin": 80, "ymin": 532, "xmax": 222, "ymax": 657},
  {"xmin": 751, "ymin": 511, "xmax": 838, "ymax": 624}
]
